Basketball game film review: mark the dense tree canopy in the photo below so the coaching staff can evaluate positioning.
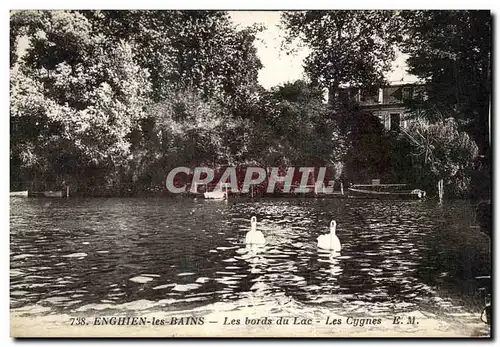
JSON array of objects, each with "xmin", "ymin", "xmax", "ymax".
[
  {"xmin": 398, "ymin": 10, "xmax": 491, "ymax": 154},
  {"xmin": 10, "ymin": 11, "xmax": 151, "ymax": 192},
  {"xmin": 251, "ymin": 80, "xmax": 348, "ymax": 167},
  {"xmin": 82, "ymin": 10, "xmax": 264, "ymax": 107},
  {"xmin": 343, "ymin": 110, "xmax": 393, "ymax": 183},
  {"xmin": 281, "ymin": 11, "xmax": 401, "ymax": 93},
  {"xmin": 10, "ymin": 10, "xmax": 347, "ymax": 194},
  {"xmin": 10, "ymin": 10, "xmax": 490, "ymax": 199}
]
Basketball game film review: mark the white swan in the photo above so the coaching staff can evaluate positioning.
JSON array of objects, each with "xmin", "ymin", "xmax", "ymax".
[
  {"xmin": 245, "ymin": 216, "xmax": 265, "ymax": 245},
  {"xmin": 317, "ymin": 220, "xmax": 341, "ymax": 251}
]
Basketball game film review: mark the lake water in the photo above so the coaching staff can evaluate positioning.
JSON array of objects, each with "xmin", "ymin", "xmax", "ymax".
[{"xmin": 10, "ymin": 197, "xmax": 491, "ymax": 336}]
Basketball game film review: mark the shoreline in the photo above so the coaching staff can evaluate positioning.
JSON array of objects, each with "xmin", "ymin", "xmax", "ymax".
[{"xmin": 10, "ymin": 194, "xmax": 480, "ymax": 201}]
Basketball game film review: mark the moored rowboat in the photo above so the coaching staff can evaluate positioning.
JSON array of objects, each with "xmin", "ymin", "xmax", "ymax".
[
  {"xmin": 203, "ymin": 183, "xmax": 229, "ymax": 200},
  {"xmin": 10, "ymin": 190, "xmax": 28, "ymax": 197},
  {"xmin": 348, "ymin": 187, "xmax": 426, "ymax": 200},
  {"xmin": 43, "ymin": 191, "xmax": 64, "ymax": 198},
  {"xmin": 203, "ymin": 191, "xmax": 227, "ymax": 200}
]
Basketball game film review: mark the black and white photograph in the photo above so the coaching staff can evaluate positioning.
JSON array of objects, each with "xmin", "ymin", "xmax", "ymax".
[{"xmin": 8, "ymin": 8, "xmax": 492, "ymax": 338}]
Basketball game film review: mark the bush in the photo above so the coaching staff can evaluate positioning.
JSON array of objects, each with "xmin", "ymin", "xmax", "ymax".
[{"xmin": 400, "ymin": 117, "xmax": 479, "ymax": 197}]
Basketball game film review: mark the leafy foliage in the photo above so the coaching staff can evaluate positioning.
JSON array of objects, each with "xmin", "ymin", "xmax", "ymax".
[
  {"xmin": 343, "ymin": 109, "xmax": 393, "ymax": 183},
  {"xmin": 10, "ymin": 10, "xmax": 151, "ymax": 192},
  {"xmin": 398, "ymin": 10, "xmax": 491, "ymax": 154},
  {"xmin": 10, "ymin": 10, "xmax": 488, "ymax": 198},
  {"xmin": 82, "ymin": 10, "xmax": 264, "ymax": 106},
  {"xmin": 400, "ymin": 116, "xmax": 479, "ymax": 196},
  {"xmin": 11, "ymin": 10, "xmax": 348, "ymax": 193},
  {"xmin": 249, "ymin": 80, "xmax": 347, "ymax": 167},
  {"xmin": 281, "ymin": 11, "xmax": 401, "ymax": 91}
]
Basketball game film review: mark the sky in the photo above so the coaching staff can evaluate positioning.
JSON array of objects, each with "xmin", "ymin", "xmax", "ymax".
[{"xmin": 228, "ymin": 11, "xmax": 418, "ymax": 89}]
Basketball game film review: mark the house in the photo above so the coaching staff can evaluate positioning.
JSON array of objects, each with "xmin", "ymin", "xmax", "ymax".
[{"xmin": 325, "ymin": 82, "xmax": 427, "ymax": 131}]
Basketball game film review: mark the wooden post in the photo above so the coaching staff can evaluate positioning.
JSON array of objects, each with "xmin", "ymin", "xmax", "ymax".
[
  {"xmin": 66, "ymin": 185, "xmax": 70, "ymax": 198},
  {"xmin": 438, "ymin": 179, "xmax": 444, "ymax": 203}
]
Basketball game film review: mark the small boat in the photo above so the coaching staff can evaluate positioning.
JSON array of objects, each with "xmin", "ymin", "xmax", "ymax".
[
  {"xmin": 43, "ymin": 191, "xmax": 64, "ymax": 198},
  {"xmin": 203, "ymin": 191, "xmax": 227, "ymax": 200},
  {"xmin": 348, "ymin": 184, "xmax": 426, "ymax": 200},
  {"xmin": 10, "ymin": 190, "xmax": 28, "ymax": 197},
  {"xmin": 203, "ymin": 183, "xmax": 229, "ymax": 200}
]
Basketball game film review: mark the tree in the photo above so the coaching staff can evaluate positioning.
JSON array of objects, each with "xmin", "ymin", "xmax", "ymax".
[
  {"xmin": 82, "ymin": 10, "xmax": 263, "ymax": 107},
  {"xmin": 398, "ymin": 10, "xmax": 491, "ymax": 155},
  {"xmin": 80, "ymin": 10, "xmax": 266, "ymax": 190},
  {"xmin": 281, "ymin": 11, "xmax": 401, "ymax": 95},
  {"xmin": 248, "ymin": 80, "xmax": 348, "ymax": 167},
  {"xmin": 10, "ymin": 10, "xmax": 151, "ymax": 193},
  {"xmin": 343, "ymin": 109, "xmax": 393, "ymax": 183},
  {"xmin": 281, "ymin": 11, "xmax": 402, "ymax": 182},
  {"xmin": 10, "ymin": 10, "xmax": 269, "ymax": 194},
  {"xmin": 150, "ymin": 88, "xmax": 231, "ymax": 165}
]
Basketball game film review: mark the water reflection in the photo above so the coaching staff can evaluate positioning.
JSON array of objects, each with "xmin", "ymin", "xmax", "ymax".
[
  {"xmin": 317, "ymin": 251, "xmax": 343, "ymax": 277},
  {"xmin": 10, "ymin": 197, "xmax": 490, "ymax": 327}
]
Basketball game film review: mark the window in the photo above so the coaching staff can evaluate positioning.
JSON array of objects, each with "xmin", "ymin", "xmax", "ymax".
[
  {"xmin": 359, "ymin": 87, "xmax": 379, "ymax": 104},
  {"xmin": 402, "ymin": 87, "xmax": 412, "ymax": 101},
  {"xmin": 390, "ymin": 113, "xmax": 400, "ymax": 131},
  {"xmin": 383, "ymin": 86, "xmax": 400, "ymax": 104}
]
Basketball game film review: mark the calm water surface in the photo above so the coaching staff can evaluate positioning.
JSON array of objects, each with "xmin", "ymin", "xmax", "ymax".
[{"xmin": 10, "ymin": 197, "xmax": 490, "ymax": 326}]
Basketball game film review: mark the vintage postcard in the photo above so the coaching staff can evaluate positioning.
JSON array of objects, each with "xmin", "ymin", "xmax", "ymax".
[{"xmin": 9, "ymin": 9, "xmax": 491, "ymax": 338}]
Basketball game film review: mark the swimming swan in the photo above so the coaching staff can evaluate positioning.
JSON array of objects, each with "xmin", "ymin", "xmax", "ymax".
[
  {"xmin": 245, "ymin": 216, "xmax": 265, "ymax": 245},
  {"xmin": 317, "ymin": 220, "xmax": 341, "ymax": 251}
]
